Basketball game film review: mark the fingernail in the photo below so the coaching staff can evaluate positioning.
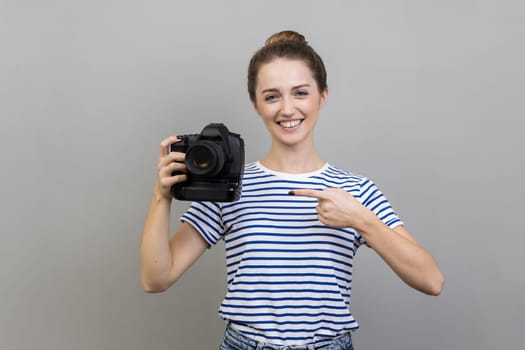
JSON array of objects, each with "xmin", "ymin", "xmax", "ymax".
[{"xmin": 288, "ymin": 191, "xmax": 295, "ymax": 195}]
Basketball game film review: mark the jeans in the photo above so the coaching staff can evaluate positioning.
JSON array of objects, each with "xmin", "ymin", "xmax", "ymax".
[{"xmin": 219, "ymin": 324, "xmax": 354, "ymax": 350}]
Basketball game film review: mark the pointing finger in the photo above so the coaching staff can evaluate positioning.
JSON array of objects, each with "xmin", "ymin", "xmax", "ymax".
[{"xmin": 289, "ymin": 189, "xmax": 328, "ymax": 199}]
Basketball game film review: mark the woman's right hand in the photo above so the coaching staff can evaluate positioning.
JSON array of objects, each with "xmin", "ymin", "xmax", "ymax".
[{"xmin": 155, "ymin": 135, "xmax": 188, "ymax": 199}]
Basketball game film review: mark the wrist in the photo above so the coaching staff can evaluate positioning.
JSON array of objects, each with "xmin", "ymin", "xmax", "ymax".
[
  {"xmin": 355, "ymin": 212, "xmax": 383, "ymax": 239},
  {"xmin": 153, "ymin": 183, "xmax": 173, "ymax": 203},
  {"xmin": 154, "ymin": 193, "xmax": 172, "ymax": 204}
]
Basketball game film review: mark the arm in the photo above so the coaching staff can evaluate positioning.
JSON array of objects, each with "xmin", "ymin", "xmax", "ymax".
[
  {"xmin": 140, "ymin": 136, "xmax": 209, "ymax": 293},
  {"xmin": 290, "ymin": 188, "xmax": 444, "ymax": 296},
  {"xmin": 140, "ymin": 195, "xmax": 209, "ymax": 293},
  {"xmin": 358, "ymin": 220, "xmax": 444, "ymax": 296}
]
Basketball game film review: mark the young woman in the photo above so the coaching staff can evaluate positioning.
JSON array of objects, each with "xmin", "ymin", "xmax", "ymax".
[{"xmin": 140, "ymin": 30, "xmax": 444, "ymax": 350}]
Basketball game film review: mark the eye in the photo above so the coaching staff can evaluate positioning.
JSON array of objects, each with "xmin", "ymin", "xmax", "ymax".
[
  {"xmin": 295, "ymin": 90, "xmax": 309, "ymax": 97},
  {"xmin": 264, "ymin": 94, "xmax": 278, "ymax": 102}
]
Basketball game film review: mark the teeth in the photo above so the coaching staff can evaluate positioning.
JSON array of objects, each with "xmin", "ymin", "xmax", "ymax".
[{"xmin": 280, "ymin": 120, "xmax": 302, "ymax": 128}]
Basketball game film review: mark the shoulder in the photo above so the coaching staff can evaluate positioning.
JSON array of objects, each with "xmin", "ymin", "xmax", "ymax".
[
  {"xmin": 242, "ymin": 161, "xmax": 273, "ymax": 182},
  {"xmin": 320, "ymin": 164, "xmax": 369, "ymax": 188},
  {"xmin": 243, "ymin": 161, "xmax": 263, "ymax": 174}
]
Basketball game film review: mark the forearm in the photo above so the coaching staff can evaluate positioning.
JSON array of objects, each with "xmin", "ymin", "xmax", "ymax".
[
  {"xmin": 140, "ymin": 187, "xmax": 175, "ymax": 291},
  {"xmin": 359, "ymin": 218, "xmax": 444, "ymax": 296}
]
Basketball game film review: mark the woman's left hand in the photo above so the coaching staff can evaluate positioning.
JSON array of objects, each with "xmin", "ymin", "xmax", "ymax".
[{"xmin": 290, "ymin": 188, "xmax": 377, "ymax": 231}]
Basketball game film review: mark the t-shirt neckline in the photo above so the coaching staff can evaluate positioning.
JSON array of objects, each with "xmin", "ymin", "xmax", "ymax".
[{"xmin": 255, "ymin": 161, "xmax": 330, "ymax": 180}]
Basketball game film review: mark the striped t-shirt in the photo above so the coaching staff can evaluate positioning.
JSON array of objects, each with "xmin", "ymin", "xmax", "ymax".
[{"xmin": 181, "ymin": 161, "xmax": 403, "ymax": 346}]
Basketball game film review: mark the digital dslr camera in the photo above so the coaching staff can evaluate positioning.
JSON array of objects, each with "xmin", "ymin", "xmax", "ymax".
[{"xmin": 169, "ymin": 123, "xmax": 245, "ymax": 202}]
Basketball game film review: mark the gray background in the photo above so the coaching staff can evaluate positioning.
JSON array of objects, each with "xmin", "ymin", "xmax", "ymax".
[{"xmin": 1, "ymin": 0, "xmax": 523, "ymax": 349}]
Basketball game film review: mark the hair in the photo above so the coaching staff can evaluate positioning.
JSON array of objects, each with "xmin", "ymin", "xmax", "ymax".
[{"xmin": 247, "ymin": 30, "xmax": 327, "ymax": 103}]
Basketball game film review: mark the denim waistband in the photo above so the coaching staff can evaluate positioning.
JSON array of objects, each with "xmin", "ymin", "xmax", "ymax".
[{"xmin": 220, "ymin": 324, "xmax": 353, "ymax": 350}]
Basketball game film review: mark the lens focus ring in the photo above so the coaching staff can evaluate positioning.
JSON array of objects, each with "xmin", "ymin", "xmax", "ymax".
[{"xmin": 185, "ymin": 141, "xmax": 224, "ymax": 177}]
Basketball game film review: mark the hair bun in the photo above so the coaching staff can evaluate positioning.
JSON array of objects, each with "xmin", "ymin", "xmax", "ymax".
[{"xmin": 265, "ymin": 30, "xmax": 307, "ymax": 46}]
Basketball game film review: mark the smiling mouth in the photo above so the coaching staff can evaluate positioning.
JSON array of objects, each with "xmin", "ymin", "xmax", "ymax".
[{"xmin": 278, "ymin": 120, "xmax": 303, "ymax": 128}]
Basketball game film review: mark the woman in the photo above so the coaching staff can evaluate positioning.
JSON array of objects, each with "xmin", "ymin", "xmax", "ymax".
[{"xmin": 140, "ymin": 30, "xmax": 444, "ymax": 350}]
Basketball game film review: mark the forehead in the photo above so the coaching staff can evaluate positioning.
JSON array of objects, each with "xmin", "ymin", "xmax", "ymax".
[{"xmin": 256, "ymin": 58, "xmax": 316, "ymax": 90}]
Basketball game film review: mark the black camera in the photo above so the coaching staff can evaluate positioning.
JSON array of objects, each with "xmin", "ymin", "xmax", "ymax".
[{"xmin": 169, "ymin": 123, "xmax": 245, "ymax": 202}]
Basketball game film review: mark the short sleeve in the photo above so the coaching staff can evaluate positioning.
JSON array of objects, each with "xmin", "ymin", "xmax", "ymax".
[
  {"xmin": 355, "ymin": 177, "xmax": 404, "ymax": 246},
  {"xmin": 180, "ymin": 201, "xmax": 225, "ymax": 247}
]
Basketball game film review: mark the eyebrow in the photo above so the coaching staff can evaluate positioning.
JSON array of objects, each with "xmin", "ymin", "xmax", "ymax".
[{"xmin": 260, "ymin": 84, "xmax": 311, "ymax": 94}]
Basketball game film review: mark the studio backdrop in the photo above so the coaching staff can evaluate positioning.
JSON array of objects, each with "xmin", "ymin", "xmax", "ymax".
[{"xmin": 1, "ymin": 1, "xmax": 523, "ymax": 349}]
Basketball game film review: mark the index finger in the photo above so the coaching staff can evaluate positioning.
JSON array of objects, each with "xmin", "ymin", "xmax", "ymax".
[
  {"xmin": 289, "ymin": 189, "xmax": 328, "ymax": 199},
  {"xmin": 159, "ymin": 136, "xmax": 181, "ymax": 156}
]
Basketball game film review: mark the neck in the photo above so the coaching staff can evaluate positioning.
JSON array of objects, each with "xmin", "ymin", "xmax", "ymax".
[{"xmin": 260, "ymin": 142, "xmax": 324, "ymax": 174}]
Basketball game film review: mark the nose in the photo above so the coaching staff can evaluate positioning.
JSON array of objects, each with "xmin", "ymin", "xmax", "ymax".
[{"xmin": 280, "ymin": 96, "xmax": 295, "ymax": 117}]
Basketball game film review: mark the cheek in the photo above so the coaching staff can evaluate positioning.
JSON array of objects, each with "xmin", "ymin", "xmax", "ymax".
[
  {"xmin": 307, "ymin": 101, "xmax": 323, "ymax": 116},
  {"xmin": 257, "ymin": 106, "xmax": 276, "ymax": 121}
]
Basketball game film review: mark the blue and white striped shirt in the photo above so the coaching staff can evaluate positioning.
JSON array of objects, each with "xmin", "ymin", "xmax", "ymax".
[{"xmin": 181, "ymin": 161, "xmax": 403, "ymax": 345}]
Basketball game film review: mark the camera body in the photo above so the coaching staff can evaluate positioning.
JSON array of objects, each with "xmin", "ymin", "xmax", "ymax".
[{"xmin": 169, "ymin": 123, "xmax": 245, "ymax": 202}]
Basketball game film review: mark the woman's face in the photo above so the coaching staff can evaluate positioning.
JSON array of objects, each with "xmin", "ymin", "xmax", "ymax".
[{"xmin": 253, "ymin": 58, "xmax": 328, "ymax": 148}]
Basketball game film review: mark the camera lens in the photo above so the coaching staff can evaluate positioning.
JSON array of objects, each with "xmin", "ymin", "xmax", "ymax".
[{"xmin": 185, "ymin": 141, "xmax": 224, "ymax": 177}]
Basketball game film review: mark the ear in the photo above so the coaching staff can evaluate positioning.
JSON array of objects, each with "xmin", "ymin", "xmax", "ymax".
[{"xmin": 320, "ymin": 87, "xmax": 329, "ymax": 106}]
